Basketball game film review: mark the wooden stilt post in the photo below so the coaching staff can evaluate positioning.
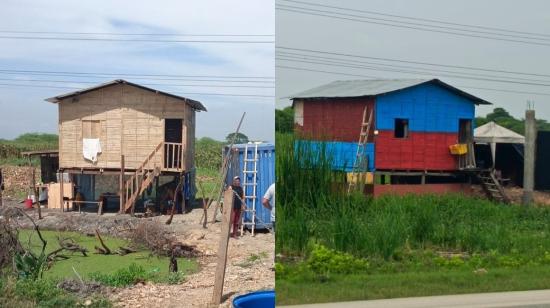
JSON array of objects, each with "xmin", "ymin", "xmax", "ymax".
[
  {"xmin": 210, "ymin": 187, "xmax": 233, "ymax": 306},
  {"xmin": 523, "ymin": 109, "xmax": 536, "ymax": 205},
  {"xmin": 31, "ymin": 159, "xmax": 42, "ymax": 219},
  {"xmin": 59, "ymin": 169, "xmax": 64, "ymax": 212},
  {"xmin": 119, "ymin": 155, "xmax": 125, "ymax": 214}
]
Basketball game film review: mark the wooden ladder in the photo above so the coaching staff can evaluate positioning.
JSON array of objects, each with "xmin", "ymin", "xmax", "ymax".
[
  {"xmin": 476, "ymin": 169, "xmax": 510, "ymax": 204},
  {"xmin": 348, "ymin": 106, "xmax": 373, "ymax": 193},
  {"xmin": 123, "ymin": 142, "xmax": 165, "ymax": 213},
  {"xmin": 241, "ymin": 142, "xmax": 259, "ymax": 236}
]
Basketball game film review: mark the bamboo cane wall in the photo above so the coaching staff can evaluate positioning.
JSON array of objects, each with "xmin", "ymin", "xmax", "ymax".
[{"xmin": 58, "ymin": 83, "xmax": 194, "ymax": 171}]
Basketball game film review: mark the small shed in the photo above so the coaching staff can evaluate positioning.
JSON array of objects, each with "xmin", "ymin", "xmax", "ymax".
[{"xmin": 474, "ymin": 121, "xmax": 525, "ymax": 166}]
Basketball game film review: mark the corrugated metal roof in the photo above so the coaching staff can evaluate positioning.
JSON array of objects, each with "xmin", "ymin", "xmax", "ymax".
[
  {"xmin": 45, "ymin": 79, "xmax": 207, "ymax": 111},
  {"xmin": 290, "ymin": 78, "xmax": 491, "ymax": 105}
]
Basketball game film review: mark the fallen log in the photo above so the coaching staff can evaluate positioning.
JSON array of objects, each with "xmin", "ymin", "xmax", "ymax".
[{"xmin": 116, "ymin": 246, "xmax": 137, "ymax": 256}]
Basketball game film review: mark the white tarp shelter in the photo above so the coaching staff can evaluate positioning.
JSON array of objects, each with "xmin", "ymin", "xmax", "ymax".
[{"xmin": 474, "ymin": 121, "xmax": 525, "ymax": 167}]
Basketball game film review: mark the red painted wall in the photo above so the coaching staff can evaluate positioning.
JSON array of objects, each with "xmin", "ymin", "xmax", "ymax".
[
  {"xmin": 301, "ymin": 97, "xmax": 375, "ymax": 142},
  {"xmin": 373, "ymin": 183, "xmax": 471, "ymax": 197},
  {"xmin": 375, "ymin": 131, "xmax": 459, "ymax": 171}
]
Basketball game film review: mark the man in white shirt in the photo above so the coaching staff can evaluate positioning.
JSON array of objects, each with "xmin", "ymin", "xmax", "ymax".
[{"xmin": 262, "ymin": 183, "xmax": 275, "ymax": 232}]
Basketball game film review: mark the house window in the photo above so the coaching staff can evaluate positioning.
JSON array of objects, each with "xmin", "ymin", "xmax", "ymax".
[
  {"xmin": 82, "ymin": 120, "xmax": 101, "ymax": 139},
  {"xmin": 394, "ymin": 118, "xmax": 409, "ymax": 138}
]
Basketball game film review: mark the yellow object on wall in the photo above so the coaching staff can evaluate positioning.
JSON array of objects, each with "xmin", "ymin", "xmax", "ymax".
[
  {"xmin": 449, "ymin": 144, "xmax": 468, "ymax": 155},
  {"xmin": 347, "ymin": 172, "xmax": 374, "ymax": 184}
]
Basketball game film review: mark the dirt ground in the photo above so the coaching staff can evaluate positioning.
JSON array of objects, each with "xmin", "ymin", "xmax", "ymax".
[
  {"xmin": 470, "ymin": 185, "xmax": 550, "ymax": 206},
  {"xmin": 503, "ymin": 186, "xmax": 550, "ymax": 205},
  {"xmin": 1, "ymin": 198, "xmax": 274, "ymax": 307}
]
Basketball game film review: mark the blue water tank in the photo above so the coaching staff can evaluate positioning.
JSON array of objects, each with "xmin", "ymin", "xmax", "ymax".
[
  {"xmin": 233, "ymin": 290, "xmax": 275, "ymax": 308},
  {"xmin": 225, "ymin": 142, "xmax": 275, "ymax": 229}
]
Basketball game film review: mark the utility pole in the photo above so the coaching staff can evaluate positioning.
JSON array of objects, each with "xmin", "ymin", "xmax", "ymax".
[{"xmin": 522, "ymin": 106, "xmax": 536, "ymax": 205}]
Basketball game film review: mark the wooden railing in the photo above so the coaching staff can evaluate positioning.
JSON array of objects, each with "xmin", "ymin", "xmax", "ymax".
[
  {"xmin": 122, "ymin": 141, "xmax": 184, "ymax": 213},
  {"xmin": 163, "ymin": 142, "xmax": 185, "ymax": 171}
]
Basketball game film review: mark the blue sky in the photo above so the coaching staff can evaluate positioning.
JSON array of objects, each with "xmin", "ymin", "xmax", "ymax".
[{"xmin": 0, "ymin": 0, "xmax": 274, "ymax": 141}]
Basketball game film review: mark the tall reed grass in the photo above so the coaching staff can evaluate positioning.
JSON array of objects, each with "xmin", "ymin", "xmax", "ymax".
[{"xmin": 276, "ymin": 133, "xmax": 550, "ymax": 260}]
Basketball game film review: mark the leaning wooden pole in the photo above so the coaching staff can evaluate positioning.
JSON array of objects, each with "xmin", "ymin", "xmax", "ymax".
[
  {"xmin": 197, "ymin": 180, "xmax": 209, "ymax": 229},
  {"xmin": 210, "ymin": 187, "xmax": 233, "ymax": 306},
  {"xmin": 208, "ymin": 112, "xmax": 246, "ymax": 224}
]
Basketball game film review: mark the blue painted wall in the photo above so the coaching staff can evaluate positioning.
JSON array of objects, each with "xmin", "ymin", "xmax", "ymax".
[
  {"xmin": 375, "ymin": 82, "xmax": 475, "ymax": 133},
  {"xmin": 298, "ymin": 141, "xmax": 375, "ymax": 172},
  {"xmin": 225, "ymin": 143, "xmax": 275, "ymax": 229}
]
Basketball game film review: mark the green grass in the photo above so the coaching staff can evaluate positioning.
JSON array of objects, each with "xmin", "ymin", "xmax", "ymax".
[
  {"xmin": 0, "ymin": 276, "xmax": 112, "ymax": 308},
  {"xmin": 276, "ymin": 132, "xmax": 550, "ymax": 304},
  {"xmin": 19, "ymin": 230, "xmax": 198, "ymax": 282},
  {"xmin": 277, "ymin": 266, "xmax": 550, "ymax": 305}
]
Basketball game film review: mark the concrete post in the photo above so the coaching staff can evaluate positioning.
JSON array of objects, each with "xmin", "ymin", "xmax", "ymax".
[{"xmin": 522, "ymin": 110, "xmax": 536, "ymax": 205}]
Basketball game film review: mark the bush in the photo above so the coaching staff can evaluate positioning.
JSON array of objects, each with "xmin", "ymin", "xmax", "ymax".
[
  {"xmin": 89, "ymin": 263, "xmax": 185, "ymax": 287},
  {"xmin": 307, "ymin": 244, "xmax": 369, "ymax": 276},
  {"xmin": 89, "ymin": 263, "xmax": 148, "ymax": 287}
]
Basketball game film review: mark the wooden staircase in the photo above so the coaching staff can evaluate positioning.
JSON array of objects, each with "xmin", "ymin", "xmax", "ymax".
[
  {"xmin": 475, "ymin": 169, "xmax": 510, "ymax": 204},
  {"xmin": 122, "ymin": 141, "xmax": 184, "ymax": 213}
]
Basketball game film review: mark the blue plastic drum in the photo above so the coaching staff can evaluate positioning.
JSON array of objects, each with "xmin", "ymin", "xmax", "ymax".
[{"xmin": 233, "ymin": 290, "xmax": 275, "ymax": 308}]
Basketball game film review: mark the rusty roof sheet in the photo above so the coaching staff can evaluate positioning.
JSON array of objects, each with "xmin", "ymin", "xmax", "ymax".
[{"xmin": 290, "ymin": 78, "xmax": 491, "ymax": 105}]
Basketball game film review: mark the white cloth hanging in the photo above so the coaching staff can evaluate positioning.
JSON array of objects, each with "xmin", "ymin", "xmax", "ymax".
[{"xmin": 83, "ymin": 138, "xmax": 102, "ymax": 163}]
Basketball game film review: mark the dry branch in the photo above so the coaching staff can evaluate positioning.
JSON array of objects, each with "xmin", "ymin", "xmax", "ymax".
[
  {"xmin": 116, "ymin": 246, "xmax": 137, "ymax": 256},
  {"xmin": 94, "ymin": 229, "xmax": 111, "ymax": 255}
]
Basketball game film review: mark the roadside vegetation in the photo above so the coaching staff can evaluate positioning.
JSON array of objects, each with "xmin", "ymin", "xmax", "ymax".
[{"xmin": 276, "ymin": 132, "xmax": 550, "ymax": 305}]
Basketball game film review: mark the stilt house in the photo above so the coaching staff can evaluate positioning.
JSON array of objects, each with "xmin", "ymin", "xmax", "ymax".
[
  {"xmin": 45, "ymin": 79, "xmax": 207, "ymax": 213},
  {"xmin": 291, "ymin": 79, "xmax": 492, "ymax": 196}
]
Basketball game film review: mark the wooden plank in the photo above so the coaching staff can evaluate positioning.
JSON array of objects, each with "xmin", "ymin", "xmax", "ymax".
[
  {"xmin": 47, "ymin": 182, "xmax": 73, "ymax": 209},
  {"xmin": 211, "ymin": 187, "xmax": 234, "ymax": 306}
]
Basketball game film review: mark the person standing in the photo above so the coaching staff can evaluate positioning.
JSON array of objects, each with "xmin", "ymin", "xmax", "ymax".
[
  {"xmin": 262, "ymin": 183, "xmax": 275, "ymax": 232},
  {"xmin": 231, "ymin": 176, "xmax": 244, "ymax": 238}
]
